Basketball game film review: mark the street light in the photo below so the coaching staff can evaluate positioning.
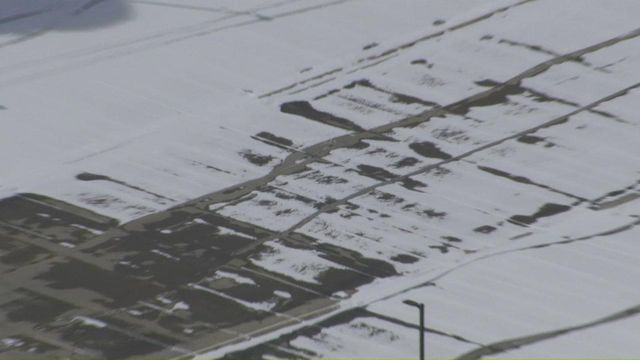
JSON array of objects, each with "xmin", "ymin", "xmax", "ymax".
[{"xmin": 403, "ymin": 299, "xmax": 425, "ymax": 360}]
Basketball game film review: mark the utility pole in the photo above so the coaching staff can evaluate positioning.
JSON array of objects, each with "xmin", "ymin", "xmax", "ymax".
[{"xmin": 403, "ymin": 299, "xmax": 425, "ymax": 360}]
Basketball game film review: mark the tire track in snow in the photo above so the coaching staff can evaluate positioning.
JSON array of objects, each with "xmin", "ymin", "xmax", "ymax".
[
  {"xmin": 0, "ymin": 0, "xmax": 353, "ymax": 86},
  {"xmin": 259, "ymin": 0, "xmax": 536, "ymax": 98},
  {"xmin": 387, "ymin": 217, "xmax": 640, "ymax": 302},
  {"xmin": 456, "ymin": 302, "xmax": 640, "ymax": 359}
]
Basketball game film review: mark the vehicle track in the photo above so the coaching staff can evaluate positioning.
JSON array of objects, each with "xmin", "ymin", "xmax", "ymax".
[
  {"xmin": 0, "ymin": 0, "xmax": 353, "ymax": 87},
  {"xmin": 259, "ymin": 0, "xmax": 536, "ymax": 98},
  {"xmin": 456, "ymin": 302, "xmax": 640, "ymax": 359}
]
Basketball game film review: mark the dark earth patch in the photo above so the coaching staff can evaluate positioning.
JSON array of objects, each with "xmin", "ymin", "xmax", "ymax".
[
  {"xmin": 76, "ymin": 172, "xmax": 174, "ymax": 202},
  {"xmin": 281, "ymin": 101, "xmax": 364, "ymax": 132},
  {"xmin": 252, "ymin": 131, "xmax": 294, "ymax": 149},
  {"xmin": 390, "ymin": 253, "xmax": 420, "ymax": 264},
  {"xmin": 362, "ymin": 42, "xmax": 378, "ymax": 50},
  {"xmin": 509, "ymin": 203, "xmax": 571, "ymax": 226},
  {"xmin": 409, "ymin": 141, "xmax": 452, "ymax": 160},
  {"xmin": 392, "ymin": 156, "xmax": 420, "ymax": 168},
  {"xmin": 517, "ymin": 134, "xmax": 545, "ymax": 144},
  {"xmin": 474, "ymin": 225, "xmax": 497, "ymax": 234},
  {"xmin": 239, "ymin": 150, "xmax": 275, "ymax": 166}
]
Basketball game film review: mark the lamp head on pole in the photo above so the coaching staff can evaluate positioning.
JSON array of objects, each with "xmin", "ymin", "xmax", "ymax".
[
  {"xmin": 403, "ymin": 299, "xmax": 423, "ymax": 308},
  {"xmin": 403, "ymin": 299, "xmax": 426, "ymax": 360}
]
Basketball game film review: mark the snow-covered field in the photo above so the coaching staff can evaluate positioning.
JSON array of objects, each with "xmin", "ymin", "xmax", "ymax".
[{"xmin": 1, "ymin": 0, "xmax": 639, "ymax": 358}]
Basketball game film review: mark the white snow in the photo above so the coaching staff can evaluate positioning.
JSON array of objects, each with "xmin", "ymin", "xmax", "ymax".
[
  {"xmin": 72, "ymin": 316, "xmax": 107, "ymax": 328},
  {"xmin": 70, "ymin": 223, "xmax": 104, "ymax": 235},
  {"xmin": 1, "ymin": 337, "xmax": 24, "ymax": 347},
  {"xmin": 150, "ymin": 249, "xmax": 180, "ymax": 261},
  {"xmin": 251, "ymin": 240, "xmax": 347, "ymax": 284},
  {"xmin": 189, "ymin": 283, "xmax": 275, "ymax": 312},
  {"xmin": 170, "ymin": 301, "xmax": 190, "ymax": 313},
  {"xmin": 501, "ymin": 315, "xmax": 640, "ymax": 358},
  {"xmin": 367, "ymin": 227, "xmax": 640, "ymax": 353},
  {"xmin": 273, "ymin": 290, "xmax": 292, "ymax": 299},
  {"xmin": 214, "ymin": 270, "xmax": 256, "ymax": 285},
  {"xmin": 216, "ymin": 227, "xmax": 256, "ymax": 240},
  {"xmin": 3, "ymin": 0, "xmax": 640, "ymax": 358}
]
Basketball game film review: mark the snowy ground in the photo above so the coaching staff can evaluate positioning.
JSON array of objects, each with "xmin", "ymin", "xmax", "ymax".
[{"xmin": 1, "ymin": 0, "xmax": 639, "ymax": 358}]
